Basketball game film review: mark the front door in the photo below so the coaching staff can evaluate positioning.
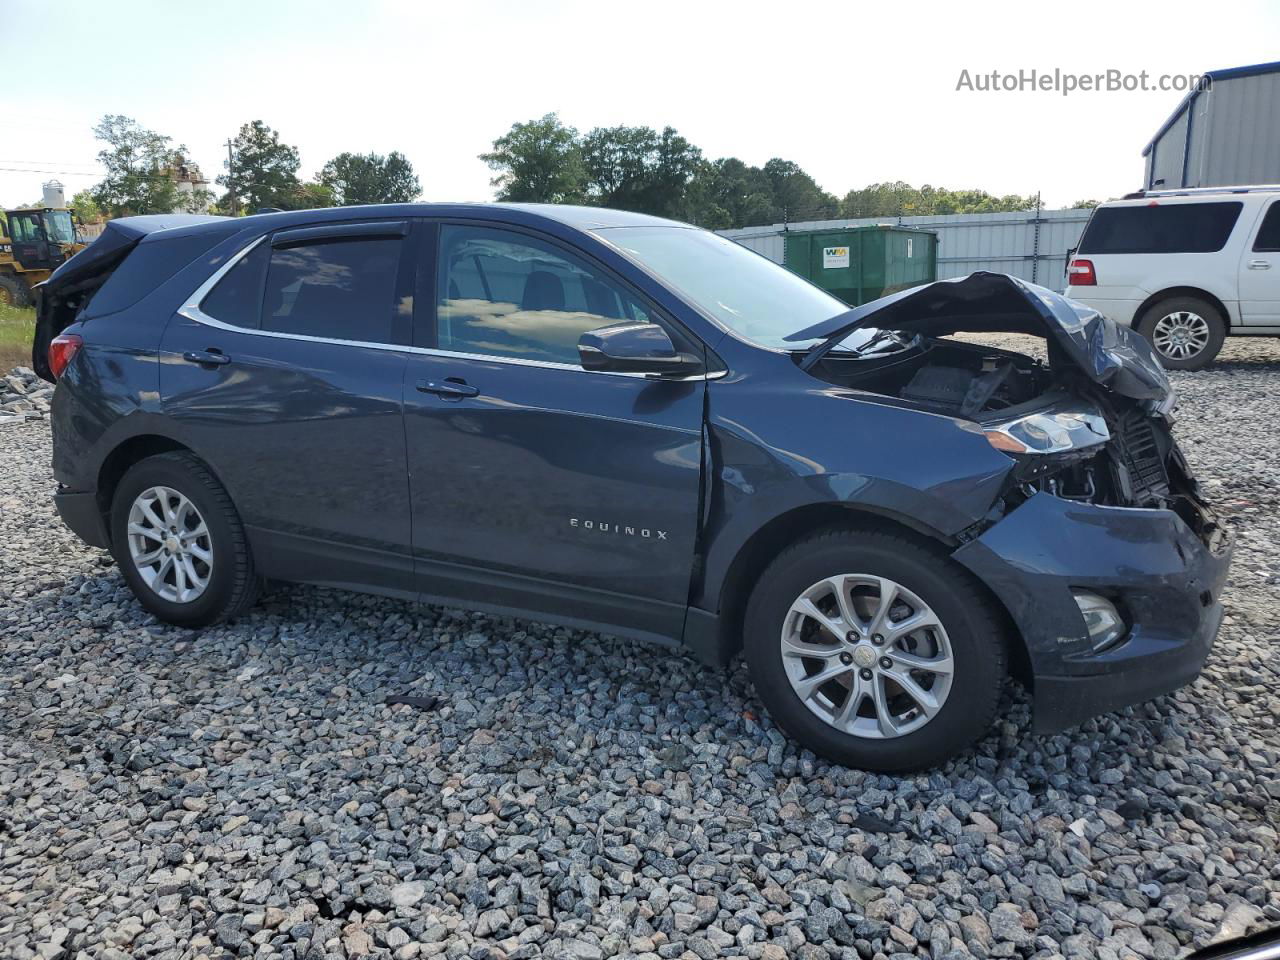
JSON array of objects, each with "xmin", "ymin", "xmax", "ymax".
[
  {"xmin": 403, "ymin": 222, "xmax": 705, "ymax": 641},
  {"xmin": 160, "ymin": 222, "xmax": 417, "ymax": 593},
  {"xmin": 1240, "ymin": 199, "xmax": 1280, "ymax": 326}
]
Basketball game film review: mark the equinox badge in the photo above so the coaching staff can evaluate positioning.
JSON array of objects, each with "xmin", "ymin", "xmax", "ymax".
[{"xmin": 570, "ymin": 518, "xmax": 668, "ymax": 539}]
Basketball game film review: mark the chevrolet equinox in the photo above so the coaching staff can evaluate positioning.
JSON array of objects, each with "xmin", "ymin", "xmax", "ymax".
[{"xmin": 34, "ymin": 204, "xmax": 1232, "ymax": 770}]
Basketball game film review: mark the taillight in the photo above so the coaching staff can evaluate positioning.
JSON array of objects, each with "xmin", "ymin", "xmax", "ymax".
[
  {"xmin": 1067, "ymin": 258, "xmax": 1096, "ymax": 286},
  {"xmin": 48, "ymin": 333, "xmax": 83, "ymax": 379}
]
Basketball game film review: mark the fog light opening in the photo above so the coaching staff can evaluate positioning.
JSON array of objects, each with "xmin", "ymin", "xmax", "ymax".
[{"xmin": 1071, "ymin": 590, "xmax": 1127, "ymax": 653}]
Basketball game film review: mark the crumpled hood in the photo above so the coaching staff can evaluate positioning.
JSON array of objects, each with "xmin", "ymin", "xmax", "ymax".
[{"xmin": 787, "ymin": 271, "xmax": 1171, "ymax": 402}]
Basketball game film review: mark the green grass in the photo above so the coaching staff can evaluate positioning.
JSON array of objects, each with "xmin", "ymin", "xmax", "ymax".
[{"xmin": 0, "ymin": 303, "xmax": 36, "ymax": 372}]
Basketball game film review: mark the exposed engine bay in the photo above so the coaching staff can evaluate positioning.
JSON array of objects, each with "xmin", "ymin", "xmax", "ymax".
[{"xmin": 809, "ymin": 335, "xmax": 1224, "ymax": 550}]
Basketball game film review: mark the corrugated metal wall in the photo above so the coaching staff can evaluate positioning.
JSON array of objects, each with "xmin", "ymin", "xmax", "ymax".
[
  {"xmin": 1145, "ymin": 69, "xmax": 1280, "ymax": 189},
  {"xmin": 1194, "ymin": 72, "xmax": 1280, "ymax": 186},
  {"xmin": 719, "ymin": 208, "xmax": 1093, "ymax": 292}
]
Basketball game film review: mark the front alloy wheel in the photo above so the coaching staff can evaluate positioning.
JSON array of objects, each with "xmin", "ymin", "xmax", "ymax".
[
  {"xmin": 744, "ymin": 529, "xmax": 1007, "ymax": 771},
  {"xmin": 780, "ymin": 574, "xmax": 954, "ymax": 739}
]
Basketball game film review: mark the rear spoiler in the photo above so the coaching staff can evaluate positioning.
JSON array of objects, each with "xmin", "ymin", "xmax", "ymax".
[{"xmin": 32, "ymin": 214, "xmax": 224, "ymax": 381}]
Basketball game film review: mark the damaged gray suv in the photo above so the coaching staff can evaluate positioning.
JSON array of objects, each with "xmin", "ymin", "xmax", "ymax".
[{"xmin": 36, "ymin": 205, "xmax": 1232, "ymax": 769}]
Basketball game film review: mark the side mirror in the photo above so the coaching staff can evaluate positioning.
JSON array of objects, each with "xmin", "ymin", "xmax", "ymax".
[{"xmin": 578, "ymin": 322, "xmax": 703, "ymax": 377}]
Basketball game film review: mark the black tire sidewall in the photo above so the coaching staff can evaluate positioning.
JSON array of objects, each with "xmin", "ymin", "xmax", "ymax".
[
  {"xmin": 1137, "ymin": 296, "xmax": 1225, "ymax": 371},
  {"xmin": 0, "ymin": 275, "xmax": 30, "ymax": 307},
  {"xmin": 744, "ymin": 533, "xmax": 1005, "ymax": 771},
  {"xmin": 110, "ymin": 456, "xmax": 244, "ymax": 627}
]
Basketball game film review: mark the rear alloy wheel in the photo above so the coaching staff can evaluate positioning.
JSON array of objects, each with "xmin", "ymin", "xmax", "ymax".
[
  {"xmin": 0, "ymin": 274, "xmax": 30, "ymax": 307},
  {"xmin": 1137, "ymin": 296, "xmax": 1225, "ymax": 370},
  {"xmin": 126, "ymin": 486, "xmax": 214, "ymax": 604},
  {"xmin": 110, "ymin": 452, "xmax": 259, "ymax": 627},
  {"xmin": 744, "ymin": 529, "xmax": 1007, "ymax": 771}
]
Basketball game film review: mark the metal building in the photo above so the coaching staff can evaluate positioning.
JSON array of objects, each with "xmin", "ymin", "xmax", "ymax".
[
  {"xmin": 719, "ymin": 207, "xmax": 1093, "ymax": 292},
  {"xmin": 1143, "ymin": 60, "xmax": 1280, "ymax": 191}
]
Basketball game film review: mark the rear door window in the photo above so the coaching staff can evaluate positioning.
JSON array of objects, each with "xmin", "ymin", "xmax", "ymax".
[
  {"xmin": 1252, "ymin": 201, "xmax": 1280, "ymax": 252},
  {"xmin": 261, "ymin": 237, "xmax": 402, "ymax": 343},
  {"xmin": 1077, "ymin": 201, "xmax": 1243, "ymax": 254}
]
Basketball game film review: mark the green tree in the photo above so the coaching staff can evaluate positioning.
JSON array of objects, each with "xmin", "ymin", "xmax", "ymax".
[
  {"xmin": 695, "ymin": 157, "xmax": 777, "ymax": 229},
  {"xmin": 69, "ymin": 190, "xmax": 103, "ymax": 223},
  {"xmin": 839, "ymin": 182, "xmax": 1040, "ymax": 218},
  {"xmin": 1066, "ymin": 198, "xmax": 1103, "ymax": 209},
  {"xmin": 89, "ymin": 115, "xmax": 184, "ymax": 217},
  {"xmin": 218, "ymin": 121, "xmax": 302, "ymax": 213},
  {"xmin": 763, "ymin": 159, "xmax": 838, "ymax": 223},
  {"xmin": 579, "ymin": 125, "xmax": 704, "ymax": 219},
  {"xmin": 480, "ymin": 113, "xmax": 584, "ymax": 203},
  {"xmin": 291, "ymin": 182, "xmax": 338, "ymax": 209},
  {"xmin": 319, "ymin": 151, "xmax": 420, "ymax": 205}
]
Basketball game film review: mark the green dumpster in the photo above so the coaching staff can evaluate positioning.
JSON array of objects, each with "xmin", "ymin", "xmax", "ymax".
[{"xmin": 783, "ymin": 225, "xmax": 938, "ymax": 306}]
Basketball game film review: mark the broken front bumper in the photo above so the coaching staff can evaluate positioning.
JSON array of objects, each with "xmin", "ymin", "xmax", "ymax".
[{"xmin": 954, "ymin": 492, "xmax": 1232, "ymax": 733}]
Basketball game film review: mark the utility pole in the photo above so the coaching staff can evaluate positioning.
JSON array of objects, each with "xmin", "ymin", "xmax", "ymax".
[{"xmin": 225, "ymin": 139, "xmax": 238, "ymax": 217}]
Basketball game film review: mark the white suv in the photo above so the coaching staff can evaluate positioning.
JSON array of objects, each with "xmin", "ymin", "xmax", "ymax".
[{"xmin": 1066, "ymin": 185, "xmax": 1280, "ymax": 370}]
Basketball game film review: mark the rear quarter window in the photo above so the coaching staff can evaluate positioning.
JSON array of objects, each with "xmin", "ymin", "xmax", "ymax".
[
  {"xmin": 1078, "ymin": 201, "xmax": 1243, "ymax": 255},
  {"xmin": 86, "ymin": 232, "xmax": 225, "ymax": 317}
]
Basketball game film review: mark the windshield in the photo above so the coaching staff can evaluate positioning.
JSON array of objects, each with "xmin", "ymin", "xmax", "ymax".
[
  {"xmin": 42, "ymin": 210, "xmax": 76, "ymax": 244},
  {"xmin": 597, "ymin": 225, "xmax": 884, "ymax": 351}
]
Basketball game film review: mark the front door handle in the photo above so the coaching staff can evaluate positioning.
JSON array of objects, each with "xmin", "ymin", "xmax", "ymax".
[
  {"xmin": 182, "ymin": 349, "xmax": 231, "ymax": 366},
  {"xmin": 1248, "ymin": 259, "xmax": 1271, "ymax": 270},
  {"xmin": 416, "ymin": 378, "xmax": 479, "ymax": 399}
]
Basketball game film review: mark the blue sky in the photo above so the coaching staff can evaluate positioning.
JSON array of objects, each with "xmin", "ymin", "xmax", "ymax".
[{"xmin": 2, "ymin": 0, "xmax": 1277, "ymax": 210}]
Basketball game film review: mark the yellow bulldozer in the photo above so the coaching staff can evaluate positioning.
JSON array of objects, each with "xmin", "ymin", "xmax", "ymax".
[{"xmin": 0, "ymin": 207, "xmax": 87, "ymax": 307}]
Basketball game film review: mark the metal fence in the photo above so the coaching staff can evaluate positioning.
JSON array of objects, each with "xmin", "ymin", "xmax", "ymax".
[{"xmin": 718, "ymin": 207, "xmax": 1094, "ymax": 292}]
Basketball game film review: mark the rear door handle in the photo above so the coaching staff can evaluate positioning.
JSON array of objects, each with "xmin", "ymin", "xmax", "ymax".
[
  {"xmin": 416, "ymin": 378, "xmax": 479, "ymax": 399},
  {"xmin": 1248, "ymin": 259, "xmax": 1271, "ymax": 270},
  {"xmin": 182, "ymin": 349, "xmax": 231, "ymax": 366}
]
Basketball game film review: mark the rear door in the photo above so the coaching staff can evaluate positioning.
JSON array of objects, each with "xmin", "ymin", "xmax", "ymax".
[
  {"xmin": 402, "ymin": 220, "xmax": 706, "ymax": 641},
  {"xmin": 1239, "ymin": 199, "xmax": 1280, "ymax": 326},
  {"xmin": 160, "ymin": 221, "xmax": 417, "ymax": 594}
]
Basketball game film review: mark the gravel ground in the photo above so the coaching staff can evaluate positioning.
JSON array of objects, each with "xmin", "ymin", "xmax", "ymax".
[{"xmin": 2, "ymin": 341, "xmax": 1279, "ymax": 960}]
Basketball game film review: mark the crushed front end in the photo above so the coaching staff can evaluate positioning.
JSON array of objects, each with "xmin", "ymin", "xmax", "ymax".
[
  {"xmin": 795, "ymin": 272, "xmax": 1233, "ymax": 732},
  {"xmin": 956, "ymin": 391, "xmax": 1232, "ymax": 732}
]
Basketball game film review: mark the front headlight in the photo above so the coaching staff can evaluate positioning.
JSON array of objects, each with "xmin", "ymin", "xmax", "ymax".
[{"xmin": 983, "ymin": 406, "xmax": 1110, "ymax": 455}]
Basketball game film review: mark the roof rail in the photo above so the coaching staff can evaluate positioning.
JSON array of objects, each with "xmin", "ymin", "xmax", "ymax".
[{"xmin": 1142, "ymin": 184, "xmax": 1280, "ymax": 197}]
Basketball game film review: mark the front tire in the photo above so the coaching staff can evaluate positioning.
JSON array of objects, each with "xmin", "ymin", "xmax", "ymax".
[
  {"xmin": 1136, "ymin": 296, "xmax": 1225, "ymax": 370},
  {"xmin": 743, "ymin": 528, "xmax": 1008, "ymax": 771},
  {"xmin": 110, "ymin": 452, "xmax": 259, "ymax": 627}
]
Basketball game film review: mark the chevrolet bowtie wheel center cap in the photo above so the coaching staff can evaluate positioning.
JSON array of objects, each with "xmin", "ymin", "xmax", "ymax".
[{"xmin": 852, "ymin": 645, "xmax": 878, "ymax": 668}]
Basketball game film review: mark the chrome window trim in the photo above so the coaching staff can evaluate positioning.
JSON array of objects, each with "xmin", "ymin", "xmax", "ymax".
[{"xmin": 177, "ymin": 234, "xmax": 723, "ymax": 382}]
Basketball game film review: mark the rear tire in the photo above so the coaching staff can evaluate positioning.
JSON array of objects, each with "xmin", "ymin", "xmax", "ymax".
[
  {"xmin": 110, "ymin": 452, "xmax": 259, "ymax": 627},
  {"xmin": 1136, "ymin": 296, "xmax": 1225, "ymax": 370},
  {"xmin": 0, "ymin": 274, "xmax": 30, "ymax": 307},
  {"xmin": 743, "ymin": 528, "xmax": 1008, "ymax": 771}
]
